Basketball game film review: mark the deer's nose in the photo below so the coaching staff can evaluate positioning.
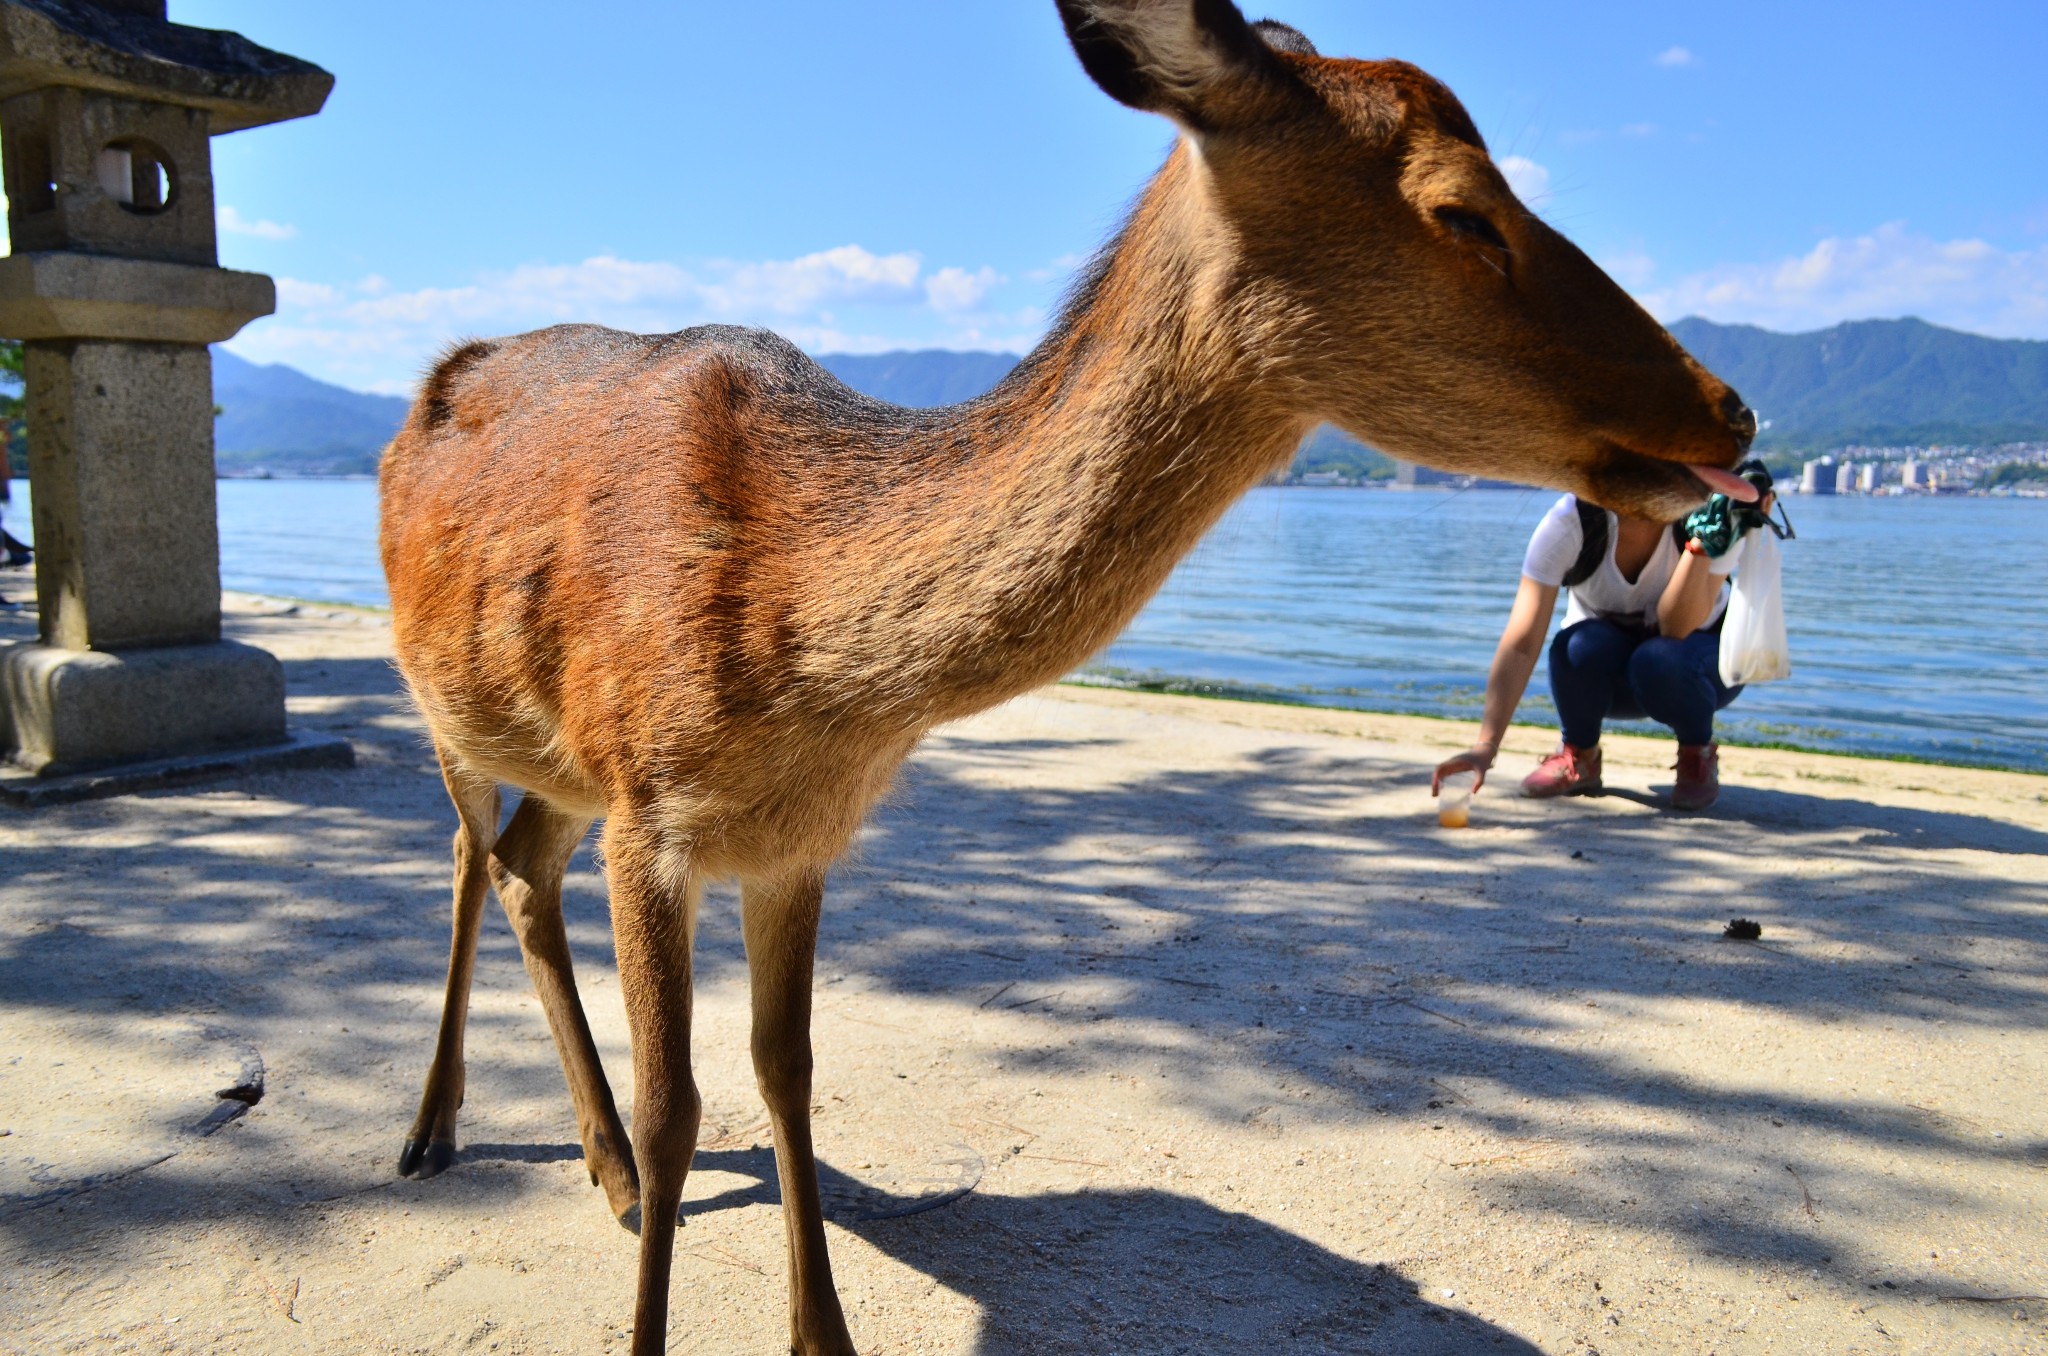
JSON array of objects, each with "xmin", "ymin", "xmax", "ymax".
[{"xmin": 1721, "ymin": 390, "xmax": 1758, "ymax": 450}]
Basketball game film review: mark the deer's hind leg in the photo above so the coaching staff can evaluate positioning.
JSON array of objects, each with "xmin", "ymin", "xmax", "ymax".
[
  {"xmin": 605, "ymin": 808, "xmax": 705, "ymax": 1356},
  {"xmin": 485, "ymin": 794, "xmax": 640, "ymax": 1221},
  {"xmin": 398, "ymin": 753, "xmax": 499, "ymax": 1179}
]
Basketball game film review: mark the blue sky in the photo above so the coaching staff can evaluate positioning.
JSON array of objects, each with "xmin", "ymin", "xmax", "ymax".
[{"xmin": 61, "ymin": 1, "xmax": 2047, "ymax": 393}]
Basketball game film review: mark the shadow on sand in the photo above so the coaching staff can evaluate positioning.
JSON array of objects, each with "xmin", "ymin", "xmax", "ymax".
[
  {"xmin": 672, "ymin": 1145, "xmax": 1546, "ymax": 1354},
  {"xmin": 2, "ymin": 645, "xmax": 2043, "ymax": 1339}
]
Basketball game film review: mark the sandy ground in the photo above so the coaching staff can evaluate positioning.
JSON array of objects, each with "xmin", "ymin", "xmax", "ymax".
[{"xmin": 2, "ymin": 594, "xmax": 2045, "ymax": 1355}]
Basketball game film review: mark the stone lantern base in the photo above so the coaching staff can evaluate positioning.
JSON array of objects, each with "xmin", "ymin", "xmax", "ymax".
[{"xmin": 0, "ymin": 640, "xmax": 352, "ymax": 807}]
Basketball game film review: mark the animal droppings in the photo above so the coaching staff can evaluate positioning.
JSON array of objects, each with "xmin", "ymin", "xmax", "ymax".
[{"xmin": 1724, "ymin": 918, "xmax": 1763, "ymax": 941}]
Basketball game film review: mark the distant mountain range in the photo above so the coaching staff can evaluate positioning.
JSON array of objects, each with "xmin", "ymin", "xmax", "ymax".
[
  {"xmin": 207, "ymin": 347, "xmax": 1027, "ymax": 477},
  {"xmin": 1665, "ymin": 317, "xmax": 2048, "ymax": 450},
  {"xmin": 214, "ymin": 349, "xmax": 410, "ymax": 476},
  {"xmin": 204, "ymin": 316, "xmax": 2048, "ymax": 476},
  {"xmin": 814, "ymin": 350, "xmax": 1020, "ymax": 407}
]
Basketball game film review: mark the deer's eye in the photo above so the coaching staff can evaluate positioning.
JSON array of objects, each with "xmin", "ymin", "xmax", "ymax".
[{"xmin": 1435, "ymin": 207, "xmax": 1510, "ymax": 253}]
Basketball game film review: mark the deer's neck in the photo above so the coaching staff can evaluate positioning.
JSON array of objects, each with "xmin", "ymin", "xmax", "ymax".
[{"xmin": 844, "ymin": 149, "xmax": 1308, "ymax": 724}]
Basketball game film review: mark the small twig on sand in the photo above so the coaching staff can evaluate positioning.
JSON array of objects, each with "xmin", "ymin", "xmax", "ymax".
[
  {"xmin": 1937, "ymin": 1294, "xmax": 2046, "ymax": 1304},
  {"xmin": 1785, "ymin": 1164, "xmax": 1820, "ymax": 1218},
  {"xmin": 1003, "ymin": 991, "xmax": 1064, "ymax": 1011},
  {"xmin": 978, "ymin": 980, "xmax": 1017, "ymax": 1009},
  {"xmin": 262, "ymin": 1276, "xmax": 301, "ymax": 1324},
  {"xmin": 1017, "ymin": 1153, "xmax": 1108, "ymax": 1168},
  {"xmin": 832, "ymin": 1012, "xmax": 913, "ymax": 1034},
  {"xmin": 689, "ymin": 1246, "xmax": 766, "ymax": 1276},
  {"xmin": 1445, "ymin": 1138, "xmax": 1557, "ymax": 1170},
  {"xmin": 701, "ymin": 1120, "xmax": 772, "ymax": 1151},
  {"xmin": 972, "ymin": 1117, "xmax": 1040, "ymax": 1143},
  {"xmin": 1394, "ymin": 998, "xmax": 1474, "ymax": 1030}
]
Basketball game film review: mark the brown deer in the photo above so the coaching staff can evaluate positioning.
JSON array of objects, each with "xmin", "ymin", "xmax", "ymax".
[{"xmin": 378, "ymin": 4, "xmax": 1758, "ymax": 1353}]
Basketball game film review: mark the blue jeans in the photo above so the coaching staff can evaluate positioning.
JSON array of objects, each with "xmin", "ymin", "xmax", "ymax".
[{"xmin": 1549, "ymin": 618, "xmax": 1742, "ymax": 748}]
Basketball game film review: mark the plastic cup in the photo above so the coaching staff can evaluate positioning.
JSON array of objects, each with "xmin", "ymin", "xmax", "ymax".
[{"xmin": 1438, "ymin": 771, "xmax": 1475, "ymax": 829}]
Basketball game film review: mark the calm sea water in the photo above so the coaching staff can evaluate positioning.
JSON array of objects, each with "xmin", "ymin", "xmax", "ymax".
[{"xmin": 6, "ymin": 479, "xmax": 2043, "ymax": 771}]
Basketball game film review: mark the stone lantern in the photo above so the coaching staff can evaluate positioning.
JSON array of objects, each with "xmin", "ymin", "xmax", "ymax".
[{"xmin": 0, "ymin": 0, "xmax": 347, "ymax": 801}]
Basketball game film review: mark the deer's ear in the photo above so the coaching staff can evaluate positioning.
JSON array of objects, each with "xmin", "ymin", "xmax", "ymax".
[{"xmin": 1056, "ymin": 0, "xmax": 1295, "ymax": 130}]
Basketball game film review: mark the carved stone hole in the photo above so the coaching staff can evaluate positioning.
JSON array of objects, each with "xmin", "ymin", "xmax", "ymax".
[{"xmin": 93, "ymin": 136, "xmax": 173, "ymax": 214}]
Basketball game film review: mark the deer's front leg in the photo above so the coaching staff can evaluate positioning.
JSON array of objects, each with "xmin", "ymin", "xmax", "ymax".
[
  {"xmin": 399, "ymin": 759, "xmax": 499, "ymax": 1179},
  {"xmin": 608, "ymin": 813, "xmax": 704, "ymax": 1356},
  {"xmin": 743, "ymin": 867, "xmax": 855, "ymax": 1356}
]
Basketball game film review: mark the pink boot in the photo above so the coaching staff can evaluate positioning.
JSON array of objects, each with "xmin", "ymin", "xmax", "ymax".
[{"xmin": 1520, "ymin": 743, "xmax": 1602, "ymax": 798}]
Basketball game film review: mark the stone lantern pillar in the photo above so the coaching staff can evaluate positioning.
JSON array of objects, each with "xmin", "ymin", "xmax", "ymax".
[{"xmin": 0, "ymin": 0, "xmax": 348, "ymax": 800}]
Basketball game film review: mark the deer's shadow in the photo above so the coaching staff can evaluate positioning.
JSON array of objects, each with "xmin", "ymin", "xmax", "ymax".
[{"xmin": 682, "ymin": 1146, "xmax": 1543, "ymax": 1354}]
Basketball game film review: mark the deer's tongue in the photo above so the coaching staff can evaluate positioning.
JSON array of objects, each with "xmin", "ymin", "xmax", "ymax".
[{"xmin": 1690, "ymin": 464, "xmax": 1760, "ymax": 502}]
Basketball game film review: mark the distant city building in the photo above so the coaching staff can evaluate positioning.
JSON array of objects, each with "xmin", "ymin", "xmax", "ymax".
[
  {"xmin": 1801, "ymin": 457, "xmax": 1838, "ymax": 495},
  {"xmin": 1901, "ymin": 458, "xmax": 1925, "ymax": 490},
  {"xmin": 1393, "ymin": 460, "xmax": 1459, "ymax": 488},
  {"xmin": 1834, "ymin": 461, "xmax": 1855, "ymax": 495},
  {"xmin": 1857, "ymin": 463, "xmax": 1879, "ymax": 492}
]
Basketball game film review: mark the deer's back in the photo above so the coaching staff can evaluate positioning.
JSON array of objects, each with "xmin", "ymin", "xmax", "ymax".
[{"xmin": 379, "ymin": 324, "xmax": 946, "ymax": 866}]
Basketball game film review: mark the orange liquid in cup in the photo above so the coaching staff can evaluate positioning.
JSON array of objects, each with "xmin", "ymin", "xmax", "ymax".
[{"xmin": 1437, "ymin": 770, "xmax": 1475, "ymax": 828}]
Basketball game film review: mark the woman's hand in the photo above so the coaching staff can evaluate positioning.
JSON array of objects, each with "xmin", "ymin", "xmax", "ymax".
[{"xmin": 1433, "ymin": 746, "xmax": 1497, "ymax": 795}]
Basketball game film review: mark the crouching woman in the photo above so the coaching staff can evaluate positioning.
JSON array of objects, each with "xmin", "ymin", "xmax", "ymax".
[{"xmin": 1432, "ymin": 491, "xmax": 1765, "ymax": 811}]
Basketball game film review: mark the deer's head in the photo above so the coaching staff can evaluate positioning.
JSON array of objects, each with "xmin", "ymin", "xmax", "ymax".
[{"xmin": 1057, "ymin": 0, "xmax": 1758, "ymax": 519}]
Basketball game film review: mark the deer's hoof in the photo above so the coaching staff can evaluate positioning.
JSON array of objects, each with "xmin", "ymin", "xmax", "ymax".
[
  {"xmin": 397, "ymin": 1138, "xmax": 455, "ymax": 1179},
  {"xmin": 617, "ymin": 1201, "xmax": 642, "ymax": 1235},
  {"xmin": 592, "ymin": 1151, "xmax": 641, "ymax": 1221}
]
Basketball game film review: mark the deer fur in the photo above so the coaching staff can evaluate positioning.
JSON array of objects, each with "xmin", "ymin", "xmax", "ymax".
[{"xmin": 378, "ymin": 4, "xmax": 1755, "ymax": 1353}]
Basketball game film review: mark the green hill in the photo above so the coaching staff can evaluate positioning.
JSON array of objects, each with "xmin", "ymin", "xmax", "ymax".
[
  {"xmin": 1666, "ymin": 316, "xmax": 2048, "ymax": 450},
  {"xmin": 213, "ymin": 349, "xmax": 411, "ymax": 476}
]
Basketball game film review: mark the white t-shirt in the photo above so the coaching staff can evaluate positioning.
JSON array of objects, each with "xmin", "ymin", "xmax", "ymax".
[{"xmin": 1521, "ymin": 495, "xmax": 1742, "ymax": 632}]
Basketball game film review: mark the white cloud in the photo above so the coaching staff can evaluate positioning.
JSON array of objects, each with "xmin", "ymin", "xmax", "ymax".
[
  {"xmin": 274, "ymin": 277, "xmax": 342, "ymax": 308},
  {"xmin": 1634, "ymin": 223, "xmax": 2048, "ymax": 337},
  {"xmin": 232, "ymin": 245, "xmax": 1021, "ymax": 391},
  {"xmin": 1654, "ymin": 46, "xmax": 1695, "ymax": 67},
  {"xmin": 926, "ymin": 265, "xmax": 1001, "ymax": 311},
  {"xmin": 1498, "ymin": 155, "xmax": 1552, "ymax": 209},
  {"xmin": 1620, "ymin": 122, "xmax": 1658, "ymax": 138},
  {"xmin": 217, "ymin": 205, "xmax": 297, "ymax": 240},
  {"xmin": 701, "ymin": 244, "xmax": 921, "ymax": 315}
]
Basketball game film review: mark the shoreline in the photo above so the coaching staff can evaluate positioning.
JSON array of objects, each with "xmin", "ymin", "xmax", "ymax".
[
  {"xmin": 7, "ymin": 586, "xmax": 2038, "ymax": 779},
  {"xmin": 1065, "ymin": 671, "xmax": 2048, "ymax": 779}
]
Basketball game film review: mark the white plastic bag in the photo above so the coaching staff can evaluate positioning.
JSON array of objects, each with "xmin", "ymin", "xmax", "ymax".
[{"xmin": 1719, "ymin": 527, "xmax": 1791, "ymax": 686}]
